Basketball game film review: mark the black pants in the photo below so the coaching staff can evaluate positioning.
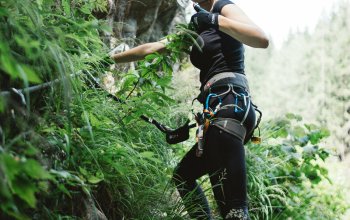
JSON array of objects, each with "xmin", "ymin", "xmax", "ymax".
[{"xmin": 173, "ymin": 91, "xmax": 256, "ymax": 220}]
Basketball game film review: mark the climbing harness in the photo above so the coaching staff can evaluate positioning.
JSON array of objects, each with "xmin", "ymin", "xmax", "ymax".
[{"xmin": 193, "ymin": 72, "xmax": 262, "ymax": 157}]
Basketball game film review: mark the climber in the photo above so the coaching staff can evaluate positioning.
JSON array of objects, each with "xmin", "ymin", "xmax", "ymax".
[{"xmin": 110, "ymin": 0, "xmax": 269, "ymax": 219}]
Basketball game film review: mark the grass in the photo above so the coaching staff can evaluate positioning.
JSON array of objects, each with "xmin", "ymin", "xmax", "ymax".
[{"xmin": 1, "ymin": 0, "xmax": 349, "ymax": 219}]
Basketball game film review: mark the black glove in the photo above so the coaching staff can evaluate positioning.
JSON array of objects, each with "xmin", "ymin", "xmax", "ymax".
[
  {"xmin": 190, "ymin": 11, "xmax": 219, "ymax": 33},
  {"xmin": 166, "ymin": 120, "xmax": 193, "ymax": 145}
]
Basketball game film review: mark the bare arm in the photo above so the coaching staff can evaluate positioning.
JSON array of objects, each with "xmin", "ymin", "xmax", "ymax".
[
  {"xmin": 111, "ymin": 40, "xmax": 167, "ymax": 63},
  {"xmin": 218, "ymin": 4, "xmax": 269, "ymax": 48}
]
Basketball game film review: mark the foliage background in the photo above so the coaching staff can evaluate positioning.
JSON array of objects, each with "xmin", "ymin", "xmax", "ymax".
[{"xmin": 0, "ymin": 0, "xmax": 349, "ymax": 219}]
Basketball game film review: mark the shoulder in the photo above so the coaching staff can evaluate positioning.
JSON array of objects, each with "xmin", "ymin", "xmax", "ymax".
[{"xmin": 212, "ymin": 0, "xmax": 235, "ymax": 14}]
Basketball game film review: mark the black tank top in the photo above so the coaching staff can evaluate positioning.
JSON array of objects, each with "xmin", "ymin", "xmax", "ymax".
[{"xmin": 190, "ymin": 0, "xmax": 245, "ymax": 87}]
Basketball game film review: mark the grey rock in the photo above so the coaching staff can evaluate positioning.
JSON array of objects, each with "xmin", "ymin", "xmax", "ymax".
[{"xmin": 102, "ymin": 0, "xmax": 189, "ymax": 44}]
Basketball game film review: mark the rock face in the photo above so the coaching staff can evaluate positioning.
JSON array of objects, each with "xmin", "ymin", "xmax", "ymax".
[{"xmin": 105, "ymin": 0, "xmax": 188, "ymax": 46}]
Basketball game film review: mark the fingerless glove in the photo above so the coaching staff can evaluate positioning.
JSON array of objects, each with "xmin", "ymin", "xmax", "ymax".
[{"xmin": 190, "ymin": 11, "xmax": 219, "ymax": 33}]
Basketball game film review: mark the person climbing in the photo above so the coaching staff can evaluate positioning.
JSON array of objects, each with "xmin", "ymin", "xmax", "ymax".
[{"xmin": 110, "ymin": 0, "xmax": 269, "ymax": 219}]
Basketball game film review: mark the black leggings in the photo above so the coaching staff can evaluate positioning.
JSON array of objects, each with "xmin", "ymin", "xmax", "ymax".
[{"xmin": 172, "ymin": 91, "xmax": 256, "ymax": 220}]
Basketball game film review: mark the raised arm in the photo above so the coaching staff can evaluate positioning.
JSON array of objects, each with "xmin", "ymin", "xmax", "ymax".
[
  {"xmin": 218, "ymin": 4, "xmax": 269, "ymax": 48},
  {"xmin": 110, "ymin": 39, "xmax": 167, "ymax": 63}
]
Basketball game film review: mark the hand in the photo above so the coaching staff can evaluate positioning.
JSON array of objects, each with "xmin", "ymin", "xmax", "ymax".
[{"xmin": 190, "ymin": 11, "xmax": 219, "ymax": 33}]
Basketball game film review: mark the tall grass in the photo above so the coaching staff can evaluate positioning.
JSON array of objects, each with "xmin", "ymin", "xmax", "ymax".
[
  {"xmin": 0, "ymin": 0, "xmax": 195, "ymax": 218},
  {"xmin": 0, "ymin": 0, "xmax": 348, "ymax": 219}
]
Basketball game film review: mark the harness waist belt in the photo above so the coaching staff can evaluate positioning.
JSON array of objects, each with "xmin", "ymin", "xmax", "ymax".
[
  {"xmin": 210, "ymin": 118, "xmax": 247, "ymax": 143},
  {"xmin": 203, "ymin": 72, "xmax": 250, "ymax": 93}
]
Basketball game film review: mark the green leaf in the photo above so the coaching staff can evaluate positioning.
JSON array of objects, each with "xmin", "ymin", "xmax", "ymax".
[
  {"xmin": 23, "ymin": 144, "xmax": 39, "ymax": 156},
  {"xmin": 0, "ymin": 97, "xmax": 5, "ymax": 112},
  {"xmin": 318, "ymin": 149, "xmax": 330, "ymax": 161},
  {"xmin": 2, "ymin": 155, "xmax": 21, "ymax": 182},
  {"xmin": 304, "ymin": 123, "xmax": 318, "ymax": 131},
  {"xmin": 57, "ymin": 183, "xmax": 71, "ymax": 197},
  {"xmin": 285, "ymin": 113, "xmax": 302, "ymax": 121},
  {"xmin": 87, "ymin": 176, "xmax": 104, "ymax": 184},
  {"xmin": 12, "ymin": 177, "xmax": 37, "ymax": 208},
  {"xmin": 318, "ymin": 166, "xmax": 329, "ymax": 177},
  {"xmin": 120, "ymin": 74, "xmax": 138, "ymax": 90},
  {"xmin": 139, "ymin": 151, "xmax": 161, "ymax": 163},
  {"xmin": 112, "ymin": 162, "xmax": 128, "ymax": 175},
  {"xmin": 79, "ymin": 167, "xmax": 88, "ymax": 176},
  {"xmin": 18, "ymin": 64, "xmax": 42, "ymax": 83},
  {"xmin": 62, "ymin": 0, "xmax": 71, "ymax": 16},
  {"xmin": 89, "ymin": 113, "xmax": 102, "ymax": 127},
  {"xmin": 308, "ymin": 129, "xmax": 329, "ymax": 144},
  {"xmin": 0, "ymin": 7, "xmax": 8, "ymax": 17},
  {"xmin": 161, "ymin": 61, "xmax": 172, "ymax": 75},
  {"xmin": 145, "ymin": 54, "xmax": 159, "ymax": 60},
  {"xmin": 156, "ymin": 75, "xmax": 172, "ymax": 87},
  {"xmin": 302, "ymin": 164, "xmax": 321, "ymax": 184},
  {"xmin": 87, "ymin": 174, "xmax": 104, "ymax": 184},
  {"xmin": 271, "ymin": 126, "xmax": 288, "ymax": 138},
  {"xmin": 292, "ymin": 125, "xmax": 306, "ymax": 138},
  {"xmin": 80, "ymin": 4, "xmax": 92, "ymax": 15},
  {"xmin": 36, "ymin": 0, "xmax": 44, "ymax": 10},
  {"xmin": 14, "ymin": 35, "xmax": 41, "ymax": 59},
  {"xmin": 139, "ymin": 151, "xmax": 155, "ymax": 158},
  {"xmin": 50, "ymin": 169, "xmax": 72, "ymax": 179},
  {"xmin": 79, "ymin": 167, "xmax": 104, "ymax": 184},
  {"xmin": 0, "ymin": 165, "xmax": 12, "ymax": 200},
  {"xmin": 0, "ymin": 51, "xmax": 18, "ymax": 78},
  {"xmin": 23, "ymin": 159, "xmax": 52, "ymax": 180}
]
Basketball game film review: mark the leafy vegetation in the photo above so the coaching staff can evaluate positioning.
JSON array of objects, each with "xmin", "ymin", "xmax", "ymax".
[
  {"xmin": 0, "ymin": 0, "xmax": 349, "ymax": 219},
  {"xmin": 245, "ymin": 0, "xmax": 350, "ymax": 159},
  {"xmin": 246, "ymin": 114, "xmax": 346, "ymax": 219}
]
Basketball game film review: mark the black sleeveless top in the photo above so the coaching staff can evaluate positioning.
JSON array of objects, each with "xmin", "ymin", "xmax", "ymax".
[{"xmin": 190, "ymin": 0, "xmax": 245, "ymax": 87}]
